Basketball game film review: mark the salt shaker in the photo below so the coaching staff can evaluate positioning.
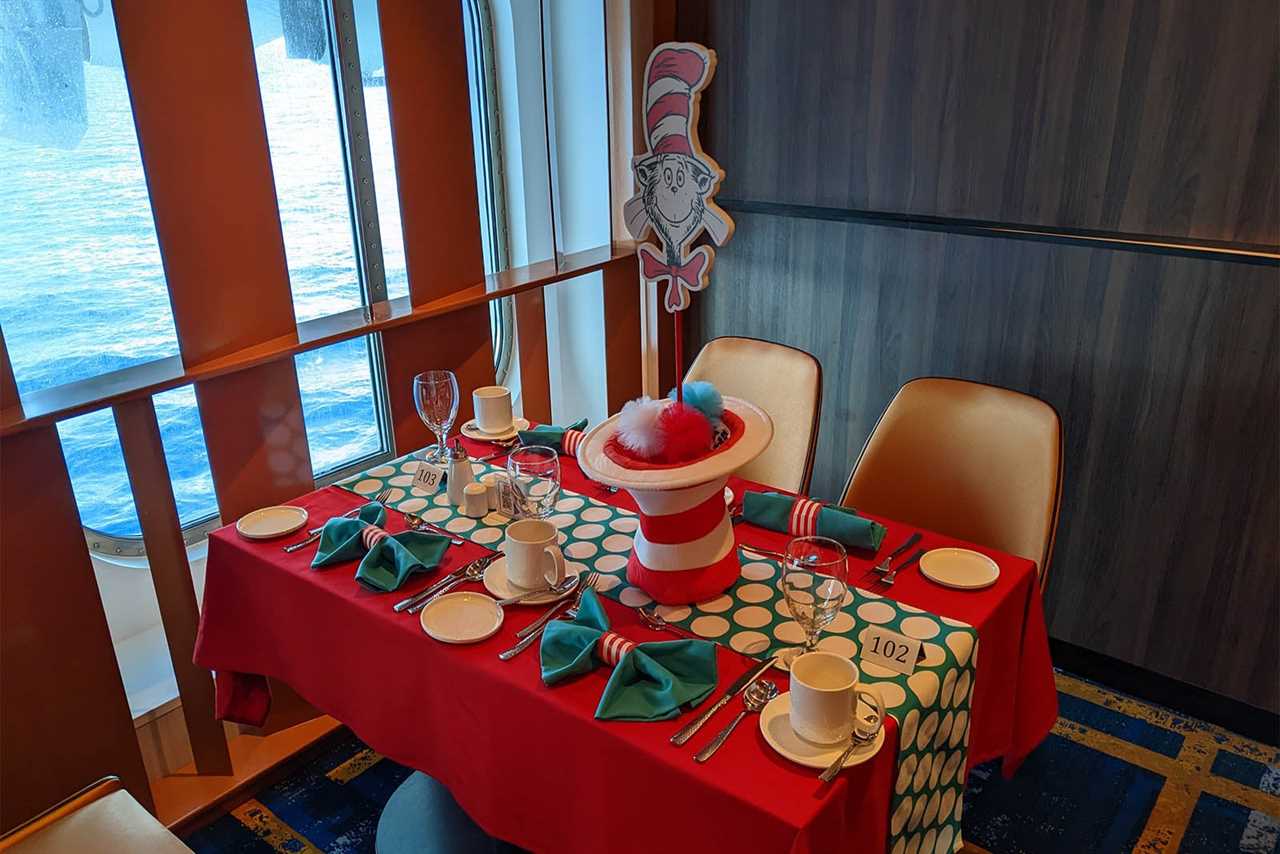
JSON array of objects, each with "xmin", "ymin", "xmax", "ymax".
[
  {"xmin": 445, "ymin": 440, "xmax": 476, "ymax": 506},
  {"xmin": 461, "ymin": 482, "xmax": 489, "ymax": 518}
]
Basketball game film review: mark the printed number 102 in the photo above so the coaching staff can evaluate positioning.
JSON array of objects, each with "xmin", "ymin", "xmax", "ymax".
[{"xmin": 870, "ymin": 635, "xmax": 909, "ymax": 663}]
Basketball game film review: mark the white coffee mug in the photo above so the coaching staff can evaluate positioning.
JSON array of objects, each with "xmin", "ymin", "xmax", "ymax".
[
  {"xmin": 789, "ymin": 651, "xmax": 885, "ymax": 745},
  {"xmin": 501, "ymin": 518, "xmax": 566, "ymax": 589},
  {"xmin": 472, "ymin": 385, "xmax": 514, "ymax": 435}
]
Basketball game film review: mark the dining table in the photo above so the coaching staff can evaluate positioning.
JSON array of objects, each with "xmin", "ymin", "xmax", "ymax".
[{"xmin": 194, "ymin": 432, "xmax": 1057, "ymax": 854}]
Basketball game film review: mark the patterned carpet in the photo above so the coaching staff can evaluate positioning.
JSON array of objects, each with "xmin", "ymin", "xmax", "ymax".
[{"xmin": 184, "ymin": 672, "xmax": 1279, "ymax": 853}]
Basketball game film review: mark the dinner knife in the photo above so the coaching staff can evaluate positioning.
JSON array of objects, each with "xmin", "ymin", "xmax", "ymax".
[
  {"xmin": 670, "ymin": 655, "xmax": 777, "ymax": 746},
  {"xmin": 393, "ymin": 555, "xmax": 493, "ymax": 613}
]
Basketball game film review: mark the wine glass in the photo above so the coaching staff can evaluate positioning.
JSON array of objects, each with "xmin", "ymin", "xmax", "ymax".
[
  {"xmin": 776, "ymin": 536, "xmax": 848, "ymax": 669},
  {"xmin": 506, "ymin": 445, "xmax": 561, "ymax": 519},
  {"xmin": 412, "ymin": 370, "xmax": 459, "ymax": 463}
]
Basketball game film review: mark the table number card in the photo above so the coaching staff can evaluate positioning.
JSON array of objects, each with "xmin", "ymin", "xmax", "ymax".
[
  {"xmin": 860, "ymin": 625, "xmax": 920, "ymax": 676},
  {"xmin": 493, "ymin": 477, "xmax": 524, "ymax": 519},
  {"xmin": 411, "ymin": 461, "xmax": 445, "ymax": 494}
]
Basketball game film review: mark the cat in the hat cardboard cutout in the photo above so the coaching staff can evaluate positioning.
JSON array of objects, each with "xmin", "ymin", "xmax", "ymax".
[{"xmin": 623, "ymin": 42, "xmax": 734, "ymax": 314}]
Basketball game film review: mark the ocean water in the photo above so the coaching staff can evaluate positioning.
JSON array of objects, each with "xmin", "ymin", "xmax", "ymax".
[{"xmin": 0, "ymin": 8, "xmax": 410, "ymax": 538}]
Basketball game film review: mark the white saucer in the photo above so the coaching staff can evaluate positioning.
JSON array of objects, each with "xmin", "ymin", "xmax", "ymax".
[
  {"xmin": 758, "ymin": 692, "xmax": 886, "ymax": 770},
  {"xmin": 460, "ymin": 417, "xmax": 530, "ymax": 442},
  {"xmin": 236, "ymin": 505, "xmax": 308, "ymax": 540},
  {"xmin": 483, "ymin": 555, "xmax": 582, "ymax": 604},
  {"xmin": 919, "ymin": 547, "xmax": 1000, "ymax": 590},
  {"xmin": 419, "ymin": 592, "xmax": 504, "ymax": 644}
]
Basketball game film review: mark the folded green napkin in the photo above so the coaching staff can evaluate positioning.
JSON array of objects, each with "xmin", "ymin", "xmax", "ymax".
[
  {"xmin": 517, "ymin": 418, "xmax": 588, "ymax": 456},
  {"xmin": 310, "ymin": 502, "xmax": 449, "ymax": 592},
  {"xmin": 742, "ymin": 491, "xmax": 887, "ymax": 551},
  {"xmin": 540, "ymin": 589, "xmax": 718, "ymax": 721}
]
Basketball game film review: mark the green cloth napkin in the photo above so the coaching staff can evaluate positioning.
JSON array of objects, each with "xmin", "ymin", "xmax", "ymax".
[
  {"xmin": 540, "ymin": 589, "xmax": 718, "ymax": 721},
  {"xmin": 310, "ymin": 502, "xmax": 449, "ymax": 592},
  {"xmin": 517, "ymin": 418, "xmax": 588, "ymax": 455},
  {"xmin": 742, "ymin": 491, "xmax": 887, "ymax": 551}
]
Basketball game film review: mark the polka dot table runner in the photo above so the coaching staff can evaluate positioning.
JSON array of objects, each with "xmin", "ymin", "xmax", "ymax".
[{"xmin": 339, "ymin": 453, "xmax": 978, "ymax": 854}]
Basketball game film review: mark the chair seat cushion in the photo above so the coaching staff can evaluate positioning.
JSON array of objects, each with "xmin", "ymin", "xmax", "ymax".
[{"xmin": 5, "ymin": 790, "xmax": 190, "ymax": 854}]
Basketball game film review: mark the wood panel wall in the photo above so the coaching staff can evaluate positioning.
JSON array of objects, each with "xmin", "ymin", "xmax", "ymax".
[
  {"xmin": 681, "ymin": 0, "xmax": 1278, "ymax": 246},
  {"xmin": 678, "ymin": 0, "xmax": 1280, "ymax": 711}
]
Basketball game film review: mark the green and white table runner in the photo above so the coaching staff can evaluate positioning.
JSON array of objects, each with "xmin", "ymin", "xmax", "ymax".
[{"xmin": 339, "ymin": 453, "xmax": 979, "ymax": 854}]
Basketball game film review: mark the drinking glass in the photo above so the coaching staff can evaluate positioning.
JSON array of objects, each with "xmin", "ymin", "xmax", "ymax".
[
  {"xmin": 413, "ymin": 370, "xmax": 459, "ymax": 463},
  {"xmin": 506, "ymin": 445, "xmax": 561, "ymax": 519},
  {"xmin": 776, "ymin": 536, "xmax": 848, "ymax": 669}
]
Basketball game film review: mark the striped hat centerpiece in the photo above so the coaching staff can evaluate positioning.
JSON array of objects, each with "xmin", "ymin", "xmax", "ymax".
[{"xmin": 576, "ymin": 390, "xmax": 773, "ymax": 605}]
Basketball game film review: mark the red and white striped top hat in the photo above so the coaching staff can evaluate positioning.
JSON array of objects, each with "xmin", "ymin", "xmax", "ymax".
[
  {"xmin": 643, "ymin": 44, "xmax": 713, "ymax": 161},
  {"xmin": 577, "ymin": 397, "xmax": 773, "ymax": 605}
]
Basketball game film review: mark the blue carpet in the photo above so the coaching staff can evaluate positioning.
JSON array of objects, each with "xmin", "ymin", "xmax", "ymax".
[{"xmin": 185, "ymin": 671, "xmax": 1280, "ymax": 853}]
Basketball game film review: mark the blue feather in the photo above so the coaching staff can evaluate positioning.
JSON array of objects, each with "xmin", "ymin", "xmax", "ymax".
[{"xmin": 668, "ymin": 381, "xmax": 724, "ymax": 421}]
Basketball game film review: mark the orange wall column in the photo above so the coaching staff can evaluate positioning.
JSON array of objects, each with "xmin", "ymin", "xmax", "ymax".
[
  {"xmin": 0, "ymin": 334, "xmax": 152, "ymax": 830},
  {"xmin": 114, "ymin": 1, "xmax": 315, "ymax": 519}
]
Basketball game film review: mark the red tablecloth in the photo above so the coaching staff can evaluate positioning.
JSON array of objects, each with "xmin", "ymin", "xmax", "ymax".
[{"xmin": 195, "ymin": 443, "xmax": 1056, "ymax": 854}]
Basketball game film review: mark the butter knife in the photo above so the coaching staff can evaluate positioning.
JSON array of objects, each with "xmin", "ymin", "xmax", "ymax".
[
  {"xmin": 670, "ymin": 656, "xmax": 777, "ymax": 746},
  {"xmin": 393, "ymin": 554, "xmax": 495, "ymax": 613}
]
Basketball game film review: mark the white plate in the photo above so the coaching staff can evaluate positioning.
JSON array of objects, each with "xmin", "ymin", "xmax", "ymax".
[
  {"xmin": 483, "ymin": 555, "xmax": 581, "ymax": 604},
  {"xmin": 419, "ymin": 592, "xmax": 504, "ymax": 644},
  {"xmin": 758, "ymin": 692, "xmax": 886, "ymax": 770},
  {"xmin": 724, "ymin": 486, "xmax": 735, "ymax": 506},
  {"xmin": 236, "ymin": 505, "xmax": 308, "ymax": 540},
  {"xmin": 919, "ymin": 547, "xmax": 1000, "ymax": 590},
  {"xmin": 460, "ymin": 417, "xmax": 530, "ymax": 442}
]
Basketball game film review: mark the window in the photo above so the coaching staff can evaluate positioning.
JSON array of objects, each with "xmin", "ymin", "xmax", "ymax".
[
  {"xmin": 0, "ymin": 1, "xmax": 218, "ymax": 547},
  {"xmin": 464, "ymin": 0, "xmax": 516, "ymax": 384},
  {"xmin": 463, "ymin": 0, "xmax": 611, "ymax": 421}
]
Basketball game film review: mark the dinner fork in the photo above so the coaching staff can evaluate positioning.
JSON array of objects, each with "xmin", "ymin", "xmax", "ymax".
[
  {"xmin": 738, "ymin": 544, "xmax": 818, "ymax": 565},
  {"xmin": 403, "ymin": 513, "xmax": 465, "ymax": 546},
  {"xmin": 498, "ymin": 571, "xmax": 598, "ymax": 660},
  {"xmin": 298, "ymin": 487, "xmax": 399, "ymax": 538},
  {"xmin": 283, "ymin": 488, "xmax": 392, "ymax": 553},
  {"xmin": 636, "ymin": 606, "xmax": 700, "ymax": 641},
  {"xmin": 513, "ymin": 570, "xmax": 599, "ymax": 641},
  {"xmin": 873, "ymin": 532, "xmax": 922, "ymax": 573},
  {"xmin": 879, "ymin": 548, "xmax": 926, "ymax": 587}
]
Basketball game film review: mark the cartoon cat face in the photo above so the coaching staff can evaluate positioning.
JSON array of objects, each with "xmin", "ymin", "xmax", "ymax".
[{"xmin": 637, "ymin": 154, "xmax": 714, "ymax": 228}]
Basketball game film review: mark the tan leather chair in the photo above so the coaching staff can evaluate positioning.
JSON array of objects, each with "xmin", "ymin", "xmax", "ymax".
[
  {"xmin": 840, "ymin": 378, "xmax": 1062, "ymax": 585},
  {"xmin": 0, "ymin": 777, "xmax": 191, "ymax": 853},
  {"xmin": 685, "ymin": 336, "xmax": 822, "ymax": 493}
]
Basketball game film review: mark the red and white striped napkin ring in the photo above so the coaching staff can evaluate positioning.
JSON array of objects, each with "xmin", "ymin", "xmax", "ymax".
[
  {"xmin": 360, "ymin": 524, "xmax": 391, "ymax": 551},
  {"xmin": 788, "ymin": 498, "xmax": 825, "ymax": 537},
  {"xmin": 562, "ymin": 428, "xmax": 585, "ymax": 457},
  {"xmin": 596, "ymin": 630, "xmax": 637, "ymax": 666}
]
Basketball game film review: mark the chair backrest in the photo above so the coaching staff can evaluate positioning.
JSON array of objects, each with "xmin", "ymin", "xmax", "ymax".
[
  {"xmin": 0, "ymin": 777, "xmax": 191, "ymax": 852},
  {"xmin": 685, "ymin": 336, "xmax": 822, "ymax": 493},
  {"xmin": 840, "ymin": 377, "xmax": 1063, "ymax": 584}
]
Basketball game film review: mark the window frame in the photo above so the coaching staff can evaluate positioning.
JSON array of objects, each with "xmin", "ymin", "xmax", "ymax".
[
  {"xmin": 465, "ymin": 0, "xmax": 515, "ymax": 385},
  {"xmin": 82, "ymin": 0, "xmax": 521, "ymax": 556},
  {"xmin": 85, "ymin": 0, "xmax": 401, "ymax": 557}
]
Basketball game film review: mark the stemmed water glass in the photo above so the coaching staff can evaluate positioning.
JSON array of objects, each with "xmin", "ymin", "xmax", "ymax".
[
  {"xmin": 506, "ymin": 445, "xmax": 561, "ymax": 519},
  {"xmin": 413, "ymin": 370, "xmax": 459, "ymax": 463},
  {"xmin": 776, "ymin": 535, "xmax": 848, "ymax": 669}
]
